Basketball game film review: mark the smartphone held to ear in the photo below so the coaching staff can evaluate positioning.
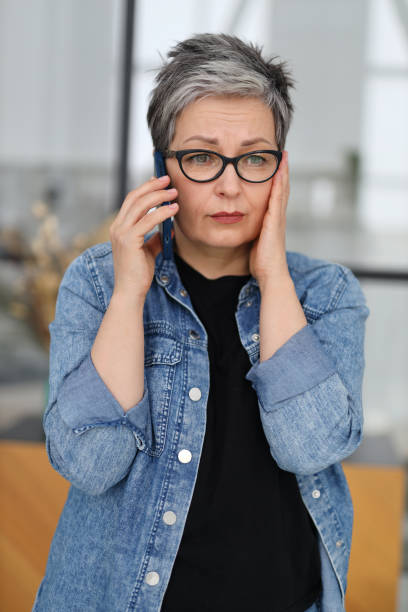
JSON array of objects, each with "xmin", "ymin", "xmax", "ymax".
[{"xmin": 154, "ymin": 151, "xmax": 173, "ymax": 260}]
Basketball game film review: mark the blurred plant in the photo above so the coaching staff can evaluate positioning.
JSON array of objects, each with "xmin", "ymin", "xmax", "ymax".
[{"xmin": 4, "ymin": 201, "xmax": 115, "ymax": 352}]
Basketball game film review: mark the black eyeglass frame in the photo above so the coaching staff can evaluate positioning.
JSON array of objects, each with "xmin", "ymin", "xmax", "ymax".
[{"xmin": 163, "ymin": 149, "xmax": 282, "ymax": 183}]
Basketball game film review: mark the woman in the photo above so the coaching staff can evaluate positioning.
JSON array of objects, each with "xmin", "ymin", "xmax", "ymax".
[{"xmin": 33, "ymin": 34, "xmax": 369, "ymax": 612}]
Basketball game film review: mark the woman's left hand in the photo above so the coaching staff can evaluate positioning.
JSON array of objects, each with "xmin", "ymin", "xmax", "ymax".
[{"xmin": 249, "ymin": 150, "xmax": 291, "ymax": 289}]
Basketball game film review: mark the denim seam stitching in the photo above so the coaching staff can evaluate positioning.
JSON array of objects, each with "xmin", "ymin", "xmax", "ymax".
[
  {"xmin": 84, "ymin": 249, "xmax": 107, "ymax": 310},
  {"xmin": 328, "ymin": 267, "xmax": 348, "ymax": 310}
]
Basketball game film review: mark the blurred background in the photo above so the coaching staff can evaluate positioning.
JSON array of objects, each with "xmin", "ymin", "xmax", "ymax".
[{"xmin": 0, "ymin": 0, "xmax": 407, "ymax": 610}]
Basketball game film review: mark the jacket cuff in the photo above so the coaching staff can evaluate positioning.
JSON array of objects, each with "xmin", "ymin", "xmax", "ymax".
[
  {"xmin": 58, "ymin": 352, "xmax": 151, "ymax": 438},
  {"xmin": 245, "ymin": 324, "xmax": 337, "ymax": 408}
]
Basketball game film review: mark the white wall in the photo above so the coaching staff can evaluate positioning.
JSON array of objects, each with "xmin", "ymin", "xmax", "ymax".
[
  {"xmin": 358, "ymin": 0, "xmax": 408, "ymax": 231},
  {"xmin": 0, "ymin": 0, "xmax": 120, "ymax": 165},
  {"xmin": 267, "ymin": 0, "xmax": 367, "ymax": 174}
]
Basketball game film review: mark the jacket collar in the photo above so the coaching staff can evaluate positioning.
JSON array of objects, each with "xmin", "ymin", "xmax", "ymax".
[{"xmin": 154, "ymin": 249, "xmax": 259, "ymax": 301}]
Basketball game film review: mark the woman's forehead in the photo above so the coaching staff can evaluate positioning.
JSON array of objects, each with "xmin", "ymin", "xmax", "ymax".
[{"xmin": 173, "ymin": 96, "xmax": 276, "ymax": 145}]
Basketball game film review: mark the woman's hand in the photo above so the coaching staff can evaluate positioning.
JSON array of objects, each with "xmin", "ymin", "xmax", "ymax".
[
  {"xmin": 249, "ymin": 152, "xmax": 308, "ymax": 360},
  {"xmin": 109, "ymin": 175, "xmax": 178, "ymax": 303},
  {"xmin": 249, "ymin": 151, "xmax": 290, "ymax": 290}
]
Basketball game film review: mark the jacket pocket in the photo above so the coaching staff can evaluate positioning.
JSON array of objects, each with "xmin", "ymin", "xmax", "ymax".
[{"xmin": 144, "ymin": 333, "xmax": 182, "ymax": 454}]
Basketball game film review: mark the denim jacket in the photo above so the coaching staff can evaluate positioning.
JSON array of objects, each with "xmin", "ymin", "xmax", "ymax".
[{"xmin": 33, "ymin": 238, "xmax": 369, "ymax": 612}]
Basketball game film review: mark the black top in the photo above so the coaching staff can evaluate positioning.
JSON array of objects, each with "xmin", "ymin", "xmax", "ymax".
[{"xmin": 161, "ymin": 252, "xmax": 322, "ymax": 612}]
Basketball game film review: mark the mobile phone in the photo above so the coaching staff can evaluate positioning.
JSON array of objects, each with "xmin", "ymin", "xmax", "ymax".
[{"xmin": 154, "ymin": 151, "xmax": 173, "ymax": 260}]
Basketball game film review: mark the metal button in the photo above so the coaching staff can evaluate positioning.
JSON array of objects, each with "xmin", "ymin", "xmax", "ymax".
[
  {"xmin": 160, "ymin": 275, "xmax": 169, "ymax": 285},
  {"xmin": 145, "ymin": 571, "xmax": 160, "ymax": 586},
  {"xmin": 133, "ymin": 432, "xmax": 145, "ymax": 450},
  {"xmin": 188, "ymin": 387, "xmax": 201, "ymax": 401},
  {"xmin": 336, "ymin": 540, "xmax": 343, "ymax": 547},
  {"xmin": 180, "ymin": 288, "xmax": 188, "ymax": 297},
  {"xmin": 246, "ymin": 300, "xmax": 252, "ymax": 307},
  {"xmin": 189, "ymin": 330, "xmax": 200, "ymax": 340},
  {"xmin": 312, "ymin": 489, "xmax": 321, "ymax": 499},
  {"xmin": 178, "ymin": 449, "xmax": 192, "ymax": 463},
  {"xmin": 163, "ymin": 511, "xmax": 177, "ymax": 525},
  {"xmin": 251, "ymin": 333, "xmax": 260, "ymax": 342}
]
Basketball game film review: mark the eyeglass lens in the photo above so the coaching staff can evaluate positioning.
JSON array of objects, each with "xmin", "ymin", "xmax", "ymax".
[{"xmin": 180, "ymin": 152, "xmax": 278, "ymax": 182}]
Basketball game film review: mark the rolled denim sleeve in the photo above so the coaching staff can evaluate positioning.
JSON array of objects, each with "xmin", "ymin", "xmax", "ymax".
[
  {"xmin": 43, "ymin": 250, "xmax": 153, "ymax": 496},
  {"xmin": 57, "ymin": 352, "xmax": 151, "ymax": 437},
  {"xmin": 246, "ymin": 267, "xmax": 369, "ymax": 476}
]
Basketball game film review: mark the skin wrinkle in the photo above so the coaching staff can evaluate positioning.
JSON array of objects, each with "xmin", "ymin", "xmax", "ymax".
[{"xmin": 181, "ymin": 135, "xmax": 275, "ymax": 147}]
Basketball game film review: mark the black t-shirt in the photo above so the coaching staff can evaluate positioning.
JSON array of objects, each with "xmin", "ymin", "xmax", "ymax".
[{"xmin": 161, "ymin": 252, "xmax": 322, "ymax": 612}]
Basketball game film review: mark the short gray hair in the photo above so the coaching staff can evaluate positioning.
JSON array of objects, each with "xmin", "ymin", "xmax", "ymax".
[{"xmin": 147, "ymin": 33, "xmax": 295, "ymax": 152}]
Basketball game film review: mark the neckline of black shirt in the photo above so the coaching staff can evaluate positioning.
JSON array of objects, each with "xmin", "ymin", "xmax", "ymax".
[{"xmin": 173, "ymin": 250, "xmax": 251, "ymax": 311}]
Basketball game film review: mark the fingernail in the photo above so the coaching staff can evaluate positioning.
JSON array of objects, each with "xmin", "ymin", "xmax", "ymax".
[
  {"xmin": 169, "ymin": 202, "xmax": 178, "ymax": 208},
  {"xmin": 158, "ymin": 175, "xmax": 169, "ymax": 181}
]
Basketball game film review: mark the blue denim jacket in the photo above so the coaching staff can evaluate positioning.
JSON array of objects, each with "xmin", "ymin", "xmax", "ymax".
[{"xmin": 33, "ymin": 238, "xmax": 369, "ymax": 612}]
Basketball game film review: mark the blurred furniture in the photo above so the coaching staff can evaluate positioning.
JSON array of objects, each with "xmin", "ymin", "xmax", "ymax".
[
  {"xmin": 344, "ymin": 463, "xmax": 406, "ymax": 611},
  {"xmin": 0, "ymin": 441, "xmax": 406, "ymax": 612},
  {"xmin": 0, "ymin": 442, "xmax": 69, "ymax": 612}
]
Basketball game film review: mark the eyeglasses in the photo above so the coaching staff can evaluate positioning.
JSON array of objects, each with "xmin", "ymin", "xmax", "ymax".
[{"xmin": 163, "ymin": 149, "xmax": 282, "ymax": 183}]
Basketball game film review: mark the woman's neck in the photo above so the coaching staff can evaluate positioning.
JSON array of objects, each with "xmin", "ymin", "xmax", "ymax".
[{"xmin": 173, "ymin": 234, "xmax": 251, "ymax": 280}]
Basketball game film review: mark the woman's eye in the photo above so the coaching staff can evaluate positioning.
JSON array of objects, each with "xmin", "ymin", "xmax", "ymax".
[
  {"xmin": 245, "ymin": 155, "xmax": 265, "ymax": 166},
  {"xmin": 185, "ymin": 154, "xmax": 211, "ymax": 165}
]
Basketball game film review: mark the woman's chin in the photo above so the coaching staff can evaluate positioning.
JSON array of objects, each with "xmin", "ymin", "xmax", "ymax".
[
  {"xmin": 204, "ymin": 227, "xmax": 258, "ymax": 248},
  {"xmin": 174, "ymin": 223, "xmax": 258, "ymax": 252},
  {"xmin": 195, "ymin": 235, "xmax": 255, "ymax": 251}
]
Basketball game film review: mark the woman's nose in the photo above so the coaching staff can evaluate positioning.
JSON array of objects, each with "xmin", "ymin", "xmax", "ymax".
[{"xmin": 214, "ymin": 162, "xmax": 242, "ymax": 197}]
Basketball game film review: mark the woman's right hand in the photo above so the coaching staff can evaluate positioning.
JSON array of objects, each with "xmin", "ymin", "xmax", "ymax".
[{"xmin": 109, "ymin": 175, "xmax": 178, "ymax": 303}]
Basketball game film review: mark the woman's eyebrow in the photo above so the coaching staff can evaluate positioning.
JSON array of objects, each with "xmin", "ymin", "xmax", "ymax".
[
  {"xmin": 182, "ymin": 135, "xmax": 274, "ymax": 146},
  {"xmin": 182, "ymin": 135, "xmax": 218, "ymax": 145},
  {"xmin": 240, "ymin": 137, "xmax": 274, "ymax": 146}
]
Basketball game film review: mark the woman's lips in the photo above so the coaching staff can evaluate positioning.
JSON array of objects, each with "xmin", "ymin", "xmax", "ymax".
[{"xmin": 210, "ymin": 212, "xmax": 244, "ymax": 224}]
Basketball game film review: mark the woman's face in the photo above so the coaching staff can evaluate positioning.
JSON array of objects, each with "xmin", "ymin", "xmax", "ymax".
[{"xmin": 165, "ymin": 95, "xmax": 278, "ymax": 255}]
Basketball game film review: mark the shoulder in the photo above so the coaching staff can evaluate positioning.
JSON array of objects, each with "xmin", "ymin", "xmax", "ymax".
[
  {"xmin": 286, "ymin": 250, "xmax": 368, "ymax": 317},
  {"xmin": 58, "ymin": 241, "xmax": 114, "ymax": 311},
  {"xmin": 61, "ymin": 241, "xmax": 113, "ymax": 285},
  {"xmin": 83, "ymin": 240, "xmax": 113, "ymax": 262},
  {"xmin": 63, "ymin": 241, "xmax": 113, "ymax": 274}
]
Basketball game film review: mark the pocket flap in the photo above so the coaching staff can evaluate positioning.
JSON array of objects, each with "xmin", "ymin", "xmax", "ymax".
[{"xmin": 144, "ymin": 336, "xmax": 182, "ymax": 366}]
